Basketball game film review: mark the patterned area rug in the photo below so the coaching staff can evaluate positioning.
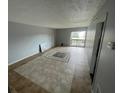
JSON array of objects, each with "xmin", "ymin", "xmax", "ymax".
[
  {"xmin": 53, "ymin": 52, "xmax": 66, "ymax": 58},
  {"xmin": 14, "ymin": 53, "xmax": 74, "ymax": 93},
  {"xmin": 43, "ymin": 50, "xmax": 70, "ymax": 63}
]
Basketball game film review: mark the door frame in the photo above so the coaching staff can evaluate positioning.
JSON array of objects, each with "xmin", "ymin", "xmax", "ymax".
[
  {"xmin": 90, "ymin": 22, "xmax": 105, "ymax": 82},
  {"xmin": 92, "ymin": 12, "xmax": 109, "ymax": 88}
]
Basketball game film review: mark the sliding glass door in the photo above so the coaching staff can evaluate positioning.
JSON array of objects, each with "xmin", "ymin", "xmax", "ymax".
[{"xmin": 70, "ymin": 31, "xmax": 86, "ymax": 47}]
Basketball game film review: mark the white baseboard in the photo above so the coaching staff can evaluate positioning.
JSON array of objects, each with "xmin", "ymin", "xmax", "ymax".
[
  {"xmin": 8, "ymin": 52, "xmax": 38, "ymax": 66},
  {"xmin": 8, "ymin": 46, "xmax": 55, "ymax": 66}
]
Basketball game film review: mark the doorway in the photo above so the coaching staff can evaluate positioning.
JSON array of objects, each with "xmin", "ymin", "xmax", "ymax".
[
  {"xmin": 90, "ymin": 22, "xmax": 105, "ymax": 82},
  {"xmin": 70, "ymin": 31, "xmax": 86, "ymax": 47}
]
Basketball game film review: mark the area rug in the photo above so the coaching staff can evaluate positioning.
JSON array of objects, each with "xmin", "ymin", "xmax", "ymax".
[
  {"xmin": 43, "ymin": 50, "xmax": 70, "ymax": 63},
  {"xmin": 14, "ymin": 55, "xmax": 74, "ymax": 93}
]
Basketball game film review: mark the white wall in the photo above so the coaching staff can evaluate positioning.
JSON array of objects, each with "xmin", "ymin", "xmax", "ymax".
[
  {"xmin": 86, "ymin": 0, "xmax": 115, "ymax": 93},
  {"xmin": 93, "ymin": 1, "xmax": 115, "ymax": 93},
  {"xmin": 55, "ymin": 27, "xmax": 87, "ymax": 46},
  {"xmin": 8, "ymin": 22, "xmax": 55, "ymax": 65},
  {"xmin": 86, "ymin": 23, "xmax": 97, "ymax": 66}
]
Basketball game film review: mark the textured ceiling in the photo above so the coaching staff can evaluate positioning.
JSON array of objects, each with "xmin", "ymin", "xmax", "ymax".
[{"xmin": 8, "ymin": 0, "xmax": 106, "ymax": 28}]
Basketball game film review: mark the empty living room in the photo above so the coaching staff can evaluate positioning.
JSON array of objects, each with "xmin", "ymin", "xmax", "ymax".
[{"xmin": 5, "ymin": 0, "xmax": 116, "ymax": 93}]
